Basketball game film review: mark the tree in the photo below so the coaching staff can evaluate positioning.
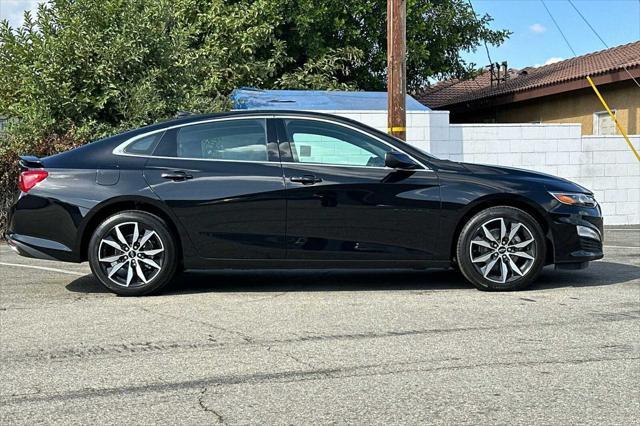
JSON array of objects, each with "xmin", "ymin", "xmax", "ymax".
[{"xmin": 274, "ymin": 0, "xmax": 509, "ymax": 91}]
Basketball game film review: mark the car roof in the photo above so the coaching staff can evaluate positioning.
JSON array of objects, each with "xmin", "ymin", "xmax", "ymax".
[
  {"xmin": 154, "ymin": 109, "xmax": 361, "ymax": 127},
  {"xmin": 90, "ymin": 110, "xmax": 363, "ymax": 146}
]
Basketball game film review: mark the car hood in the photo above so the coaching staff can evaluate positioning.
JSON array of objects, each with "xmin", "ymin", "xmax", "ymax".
[{"xmin": 434, "ymin": 159, "xmax": 592, "ymax": 194}]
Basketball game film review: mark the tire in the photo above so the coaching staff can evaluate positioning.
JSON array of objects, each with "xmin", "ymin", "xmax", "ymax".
[
  {"xmin": 88, "ymin": 210, "xmax": 178, "ymax": 296},
  {"xmin": 456, "ymin": 206, "xmax": 546, "ymax": 291}
]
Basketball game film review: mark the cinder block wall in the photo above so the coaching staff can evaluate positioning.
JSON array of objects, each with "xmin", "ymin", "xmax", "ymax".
[
  {"xmin": 322, "ymin": 110, "xmax": 435, "ymax": 152},
  {"xmin": 331, "ymin": 110, "xmax": 639, "ymax": 225}
]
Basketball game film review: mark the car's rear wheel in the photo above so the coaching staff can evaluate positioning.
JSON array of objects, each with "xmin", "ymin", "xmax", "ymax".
[
  {"xmin": 88, "ymin": 210, "xmax": 177, "ymax": 296},
  {"xmin": 456, "ymin": 206, "xmax": 546, "ymax": 291}
]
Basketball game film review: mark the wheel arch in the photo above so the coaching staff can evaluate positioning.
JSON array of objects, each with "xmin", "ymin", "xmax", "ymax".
[
  {"xmin": 450, "ymin": 194, "xmax": 555, "ymax": 265},
  {"xmin": 77, "ymin": 196, "xmax": 187, "ymax": 264}
]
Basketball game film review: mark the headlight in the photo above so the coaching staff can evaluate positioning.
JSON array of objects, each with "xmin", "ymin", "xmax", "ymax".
[{"xmin": 549, "ymin": 192, "xmax": 597, "ymax": 207}]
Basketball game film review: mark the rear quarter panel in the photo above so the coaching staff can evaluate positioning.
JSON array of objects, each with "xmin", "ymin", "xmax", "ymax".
[{"xmin": 9, "ymin": 136, "xmax": 195, "ymax": 262}]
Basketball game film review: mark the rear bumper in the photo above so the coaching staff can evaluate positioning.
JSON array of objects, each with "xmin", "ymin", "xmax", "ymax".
[
  {"xmin": 5, "ymin": 233, "xmax": 81, "ymax": 262},
  {"xmin": 6, "ymin": 193, "xmax": 84, "ymax": 263}
]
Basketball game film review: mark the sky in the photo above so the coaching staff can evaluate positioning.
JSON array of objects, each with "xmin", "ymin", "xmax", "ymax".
[
  {"xmin": 0, "ymin": 0, "xmax": 41, "ymax": 28},
  {"xmin": 465, "ymin": 0, "xmax": 640, "ymax": 69},
  {"xmin": 1, "ymin": 0, "xmax": 639, "ymax": 71}
]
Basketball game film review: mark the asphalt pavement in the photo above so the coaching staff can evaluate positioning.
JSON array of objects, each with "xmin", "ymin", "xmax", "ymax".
[{"xmin": 1, "ymin": 227, "xmax": 639, "ymax": 425}]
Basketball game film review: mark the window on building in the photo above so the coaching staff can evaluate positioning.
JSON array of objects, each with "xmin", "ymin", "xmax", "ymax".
[{"xmin": 593, "ymin": 111, "xmax": 616, "ymax": 135}]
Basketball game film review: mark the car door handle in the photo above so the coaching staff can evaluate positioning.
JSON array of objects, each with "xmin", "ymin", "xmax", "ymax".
[
  {"xmin": 161, "ymin": 171, "xmax": 193, "ymax": 181},
  {"xmin": 290, "ymin": 175, "xmax": 322, "ymax": 185}
]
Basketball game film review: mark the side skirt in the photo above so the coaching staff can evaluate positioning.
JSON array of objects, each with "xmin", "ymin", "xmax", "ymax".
[{"xmin": 183, "ymin": 258, "xmax": 452, "ymax": 270}]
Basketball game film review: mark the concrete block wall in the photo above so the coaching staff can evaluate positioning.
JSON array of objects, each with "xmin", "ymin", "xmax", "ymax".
[
  {"xmin": 328, "ymin": 110, "xmax": 434, "ymax": 152},
  {"xmin": 579, "ymin": 136, "xmax": 640, "ymax": 225}
]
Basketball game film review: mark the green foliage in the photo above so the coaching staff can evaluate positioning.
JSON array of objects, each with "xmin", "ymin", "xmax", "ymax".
[
  {"xmin": 271, "ymin": 0, "xmax": 510, "ymax": 90},
  {"xmin": 0, "ymin": 0, "xmax": 508, "ymax": 233}
]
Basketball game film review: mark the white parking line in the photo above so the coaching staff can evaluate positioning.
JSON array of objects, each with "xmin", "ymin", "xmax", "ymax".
[
  {"xmin": 606, "ymin": 229, "xmax": 640, "ymax": 232},
  {"xmin": 604, "ymin": 245, "xmax": 640, "ymax": 249},
  {"xmin": 0, "ymin": 262, "xmax": 86, "ymax": 276}
]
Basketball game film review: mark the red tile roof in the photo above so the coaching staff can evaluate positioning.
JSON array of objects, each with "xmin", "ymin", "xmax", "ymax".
[{"xmin": 418, "ymin": 41, "xmax": 640, "ymax": 109}]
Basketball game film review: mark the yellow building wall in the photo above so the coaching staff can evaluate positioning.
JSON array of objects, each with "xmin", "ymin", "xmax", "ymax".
[{"xmin": 492, "ymin": 81, "xmax": 640, "ymax": 135}]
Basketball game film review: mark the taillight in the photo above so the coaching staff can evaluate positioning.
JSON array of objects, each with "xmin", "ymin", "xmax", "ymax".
[{"xmin": 18, "ymin": 170, "xmax": 48, "ymax": 193}]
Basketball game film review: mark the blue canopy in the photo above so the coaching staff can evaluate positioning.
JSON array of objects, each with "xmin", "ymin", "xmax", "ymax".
[{"xmin": 230, "ymin": 88, "xmax": 430, "ymax": 111}]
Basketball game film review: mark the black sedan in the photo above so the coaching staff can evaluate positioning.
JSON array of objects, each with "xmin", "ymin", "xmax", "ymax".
[{"xmin": 7, "ymin": 111, "xmax": 603, "ymax": 295}]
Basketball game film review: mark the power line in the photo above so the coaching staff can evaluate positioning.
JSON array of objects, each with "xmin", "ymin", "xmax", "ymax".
[
  {"xmin": 567, "ymin": 0, "xmax": 608, "ymax": 48},
  {"xmin": 567, "ymin": 0, "xmax": 640, "ymax": 88},
  {"xmin": 540, "ymin": 0, "xmax": 577, "ymax": 57}
]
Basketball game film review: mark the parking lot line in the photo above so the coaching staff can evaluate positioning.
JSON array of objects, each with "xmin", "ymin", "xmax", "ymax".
[{"xmin": 0, "ymin": 262, "xmax": 86, "ymax": 276}]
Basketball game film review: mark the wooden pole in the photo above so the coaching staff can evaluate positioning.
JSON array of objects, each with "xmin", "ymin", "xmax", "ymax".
[{"xmin": 387, "ymin": 0, "xmax": 406, "ymax": 140}]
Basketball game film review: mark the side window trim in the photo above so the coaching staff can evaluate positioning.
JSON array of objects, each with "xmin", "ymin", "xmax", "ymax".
[
  {"xmin": 273, "ymin": 118, "xmax": 295, "ymax": 163},
  {"xmin": 113, "ymin": 117, "xmax": 279, "ymax": 164},
  {"xmin": 111, "ymin": 115, "xmax": 431, "ymax": 170},
  {"xmin": 265, "ymin": 118, "xmax": 281, "ymax": 163}
]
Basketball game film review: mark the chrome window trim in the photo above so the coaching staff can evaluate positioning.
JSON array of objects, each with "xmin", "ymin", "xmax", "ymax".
[
  {"xmin": 112, "ymin": 114, "xmax": 433, "ymax": 171},
  {"xmin": 112, "ymin": 116, "xmax": 272, "ymax": 161}
]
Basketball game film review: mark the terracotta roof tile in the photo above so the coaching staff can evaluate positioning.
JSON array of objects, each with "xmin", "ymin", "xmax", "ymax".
[{"xmin": 418, "ymin": 41, "xmax": 640, "ymax": 108}]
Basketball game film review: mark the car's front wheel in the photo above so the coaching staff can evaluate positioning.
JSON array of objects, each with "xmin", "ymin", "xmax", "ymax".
[
  {"xmin": 456, "ymin": 206, "xmax": 546, "ymax": 291},
  {"xmin": 88, "ymin": 210, "xmax": 177, "ymax": 296}
]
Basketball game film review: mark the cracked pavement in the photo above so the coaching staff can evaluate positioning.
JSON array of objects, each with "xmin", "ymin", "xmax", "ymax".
[{"xmin": 1, "ymin": 228, "xmax": 639, "ymax": 424}]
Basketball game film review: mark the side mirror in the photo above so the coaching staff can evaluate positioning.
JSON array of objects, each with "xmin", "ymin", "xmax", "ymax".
[{"xmin": 384, "ymin": 151, "xmax": 419, "ymax": 170}]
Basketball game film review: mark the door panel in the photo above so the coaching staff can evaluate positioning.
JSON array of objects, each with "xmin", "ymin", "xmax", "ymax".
[
  {"xmin": 142, "ymin": 118, "xmax": 286, "ymax": 260},
  {"xmin": 276, "ymin": 118, "xmax": 441, "ymax": 261},
  {"xmin": 144, "ymin": 159, "xmax": 286, "ymax": 259},
  {"xmin": 282, "ymin": 164, "xmax": 440, "ymax": 260}
]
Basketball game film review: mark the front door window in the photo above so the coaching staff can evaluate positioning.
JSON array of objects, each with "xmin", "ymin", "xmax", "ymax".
[{"xmin": 284, "ymin": 119, "xmax": 392, "ymax": 168}]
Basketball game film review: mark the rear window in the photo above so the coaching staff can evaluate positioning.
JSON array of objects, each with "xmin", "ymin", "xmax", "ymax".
[{"xmin": 124, "ymin": 132, "xmax": 163, "ymax": 155}]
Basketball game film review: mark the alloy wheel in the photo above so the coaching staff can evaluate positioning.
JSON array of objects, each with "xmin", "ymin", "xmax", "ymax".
[
  {"xmin": 97, "ymin": 221, "xmax": 165, "ymax": 287},
  {"xmin": 468, "ymin": 217, "xmax": 537, "ymax": 284}
]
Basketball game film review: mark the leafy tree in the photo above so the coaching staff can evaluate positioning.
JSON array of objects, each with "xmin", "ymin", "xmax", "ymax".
[{"xmin": 273, "ymin": 0, "xmax": 509, "ymax": 90}]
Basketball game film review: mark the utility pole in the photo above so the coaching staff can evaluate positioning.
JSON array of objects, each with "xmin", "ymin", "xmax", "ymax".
[{"xmin": 387, "ymin": 0, "xmax": 406, "ymax": 140}]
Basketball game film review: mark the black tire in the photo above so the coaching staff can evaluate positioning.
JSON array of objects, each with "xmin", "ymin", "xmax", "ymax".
[
  {"xmin": 456, "ymin": 206, "xmax": 546, "ymax": 291},
  {"xmin": 88, "ymin": 210, "xmax": 178, "ymax": 296}
]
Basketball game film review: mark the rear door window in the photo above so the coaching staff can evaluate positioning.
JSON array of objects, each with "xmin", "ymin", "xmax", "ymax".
[{"xmin": 170, "ymin": 119, "xmax": 268, "ymax": 161}]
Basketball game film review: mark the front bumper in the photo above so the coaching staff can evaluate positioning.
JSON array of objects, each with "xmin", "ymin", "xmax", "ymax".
[{"xmin": 549, "ymin": 204, "xmax": 604, "ymax": 265}]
